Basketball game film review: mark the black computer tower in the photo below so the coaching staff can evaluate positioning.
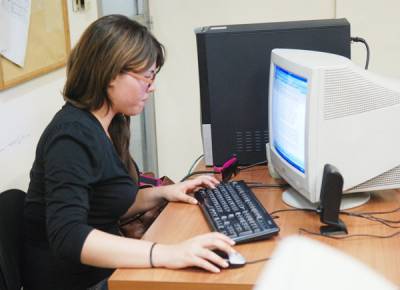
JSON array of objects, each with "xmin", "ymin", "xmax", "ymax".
[{"xmin": 196, "ymin": 18, "xmax": 351, "ymax": 166}]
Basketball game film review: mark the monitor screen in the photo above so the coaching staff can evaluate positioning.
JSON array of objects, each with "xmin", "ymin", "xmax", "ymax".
[{"xmin": 271, "ymin": 65, "xmax": 307, "ymax": 173}]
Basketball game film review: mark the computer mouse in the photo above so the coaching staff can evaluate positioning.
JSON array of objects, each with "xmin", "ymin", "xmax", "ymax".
[{"xmin": 213, "ymin": 249, "xmax": 246, "ymax": 268}]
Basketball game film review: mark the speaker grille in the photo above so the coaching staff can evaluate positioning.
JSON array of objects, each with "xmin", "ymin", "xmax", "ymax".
[
  {"xmin": 348, "ymin": 165, "xmax": 400, "ymax": 191},
  {"xmin": 235, "ymin": 130, "xmax": 268, "ymax": 153},
  {"xmin": 324, "ymin": 68, "xmax": 400, "ymax": 120}
]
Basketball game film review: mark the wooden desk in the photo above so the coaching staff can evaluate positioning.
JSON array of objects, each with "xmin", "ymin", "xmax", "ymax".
[{"xmin": 109, "ymin": 166, "xmax": 400, "ymax": 289}]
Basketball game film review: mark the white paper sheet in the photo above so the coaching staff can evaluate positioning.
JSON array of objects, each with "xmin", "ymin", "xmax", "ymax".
[
  {"xmin": 254, "ymin": 236, "xmax": 397, "ymax": 290},
  {"xmin": 0, "ymin": 0, "xmax": 31, "ymax": 67}
]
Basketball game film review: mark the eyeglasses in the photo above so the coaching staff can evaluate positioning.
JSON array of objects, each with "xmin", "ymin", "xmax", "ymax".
[{"xmin": 126, "ymin": 71, "xmax": 156, "ymax": 89}]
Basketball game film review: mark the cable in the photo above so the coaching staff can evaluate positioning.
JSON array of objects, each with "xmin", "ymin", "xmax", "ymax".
[
  {"xmin": 299, "ymin": 228, "xmax": 400, "ymax": 240},
  {"xmin": 246, "ymin": 257, "xmax": 270, "ymax": 264},
  {"xmin": 238, "ymin": 160, "xmax": 268, "ymax": 171},
  {"xmin": 180, "ymin": 170, "xmax": 218, "ymax": 182},
  {"xmin": 248, "ymin": 183, "xmax": 288, "ymax": 189},
  {"xmin": 360, "ymin": 216, "xmax": 400, "ymax": 229},
  {"xmin": 351, "ymin": 37, "xmax": 370, "ymax": 69},
  {"xmin": 181, "ymin": 157, "xmax": 269, "ymax": 182},
  {"xmin": 345, "ymin": 206, "xmax": 400, "ymax": 216},
  {"xmin": 340, "ymin": 208, "xmax": 400, "ymax": 229},
  {"xmin": 270, "ymin": 208, "xmax": 318, "ymax": 216},
  {"xmin": 187, "ymin": 154, "xmax": 205, "ymax": 175},
  {"xmin": 269, "ymin": 206, "xmax": 400, "ymax": 239}
]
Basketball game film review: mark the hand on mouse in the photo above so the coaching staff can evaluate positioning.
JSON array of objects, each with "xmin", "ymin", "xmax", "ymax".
[
  {"xmin": 160, "ymin": 175, "xmax": 220, "ymax": 205},
  {"xmin": 150, "ymin": 232, "xmax": 235, "ymax": 273}
]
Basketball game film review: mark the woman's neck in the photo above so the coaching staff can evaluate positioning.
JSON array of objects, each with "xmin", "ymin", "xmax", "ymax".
[{"xmin": 91, "ymin": 104, "xmax": 115, "ymax": 138}]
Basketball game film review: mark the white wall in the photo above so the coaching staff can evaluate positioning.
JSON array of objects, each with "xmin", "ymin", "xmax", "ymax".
[
  {"xmin": 149, "ymin": 0, "xmax": 336, "ymax": 181},
  {"xmin": 0, "ymin": 0, "xmax": 98, "ymax": 192},
  {"xmin": 336, "ymin": 0, "xmax": 400, "ymax": 77}
]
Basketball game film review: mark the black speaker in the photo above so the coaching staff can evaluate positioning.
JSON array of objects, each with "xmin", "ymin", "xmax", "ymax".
[{"xmin": 319, "ymin": 164, "xmax": 348, "ymax": 235}]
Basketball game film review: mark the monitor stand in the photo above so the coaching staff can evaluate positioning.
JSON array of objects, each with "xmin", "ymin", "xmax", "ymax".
[{"xmin": 282, "ymin": 187, "xmax": 371, "ymax": 210}]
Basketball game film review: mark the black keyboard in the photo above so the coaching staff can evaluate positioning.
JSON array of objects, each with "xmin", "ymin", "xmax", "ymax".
[{"xmin": 194, "ymin": 180, "xmax": 279, "ymax": 243}]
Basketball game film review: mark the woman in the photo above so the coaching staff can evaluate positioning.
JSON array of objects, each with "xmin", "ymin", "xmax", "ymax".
[{"xmin": 23, "ymin": 15, "xmax": 235, "ymax": 290}]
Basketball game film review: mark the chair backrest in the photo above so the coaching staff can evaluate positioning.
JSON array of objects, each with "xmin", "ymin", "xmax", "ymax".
[{"xmin": 0, "ymin": 189, "xmax": 26, "ymax": 290}]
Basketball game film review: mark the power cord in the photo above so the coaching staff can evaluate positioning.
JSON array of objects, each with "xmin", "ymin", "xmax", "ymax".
[
  {"xmin": 181, "ymin": 170, "xmax": 218, "ymax": 182},
  {"xmin": 270, "ymin": 206, "xmax": 400, "ymax": 239},
  {"xmin": 299, "ymin": 228, "xmax": 400, "ymax": 240},
  {"xmin": 187, "ymin": 154, "xmax": 204, "ymax": 175},
  {"xmin": 247, "ymin": 183, "xmax": 287, "ymax": 189},
  {"xmin": 341, "ymin": 207, "xmax": 400, "ymax": 229},
  {"xmin": 345, "ymin": 206, "xmax": 400, "ymax": 216},
  {"xmin": 181, "ymin": 157, "xmax": 269, "ymax": 182},
  {"xmin": 239, "ymin": 160, "xmax": 268, "ymax": 171},
  {"xmin": 351, "ymin": 36, "xmax": 370, "ymax": 69},
  {"xmin": 181, "ymin": 155, "xmax": 235, "ymax": 182},
  {"xmin": 270, "ymin": 208, "xmax": 318, "ymax": 217}
]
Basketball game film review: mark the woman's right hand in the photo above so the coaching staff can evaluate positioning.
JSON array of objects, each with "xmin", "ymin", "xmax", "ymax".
[{"xmin": 152, "ymin": 232, "xmax": 236, "ymax": 273}]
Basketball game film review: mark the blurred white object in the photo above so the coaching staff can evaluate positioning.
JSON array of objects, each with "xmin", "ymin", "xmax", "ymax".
[{"xmin": 254, "ymin": 236, "xmax": 397, "ymax": 290}]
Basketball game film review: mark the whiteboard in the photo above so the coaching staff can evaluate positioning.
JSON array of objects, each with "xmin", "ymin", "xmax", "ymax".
[
  {"xmin": 0, "ymin": 69, "xmax": 65, "ymax": 193},
  {"xmin": 0, "ymin": 0, "xmax": 32, "ymax": 67}
]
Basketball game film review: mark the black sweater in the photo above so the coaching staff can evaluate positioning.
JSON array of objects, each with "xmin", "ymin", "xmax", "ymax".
[{"xmin": 23, "ymin": 103, "xmax": 138, "ymax": 290}]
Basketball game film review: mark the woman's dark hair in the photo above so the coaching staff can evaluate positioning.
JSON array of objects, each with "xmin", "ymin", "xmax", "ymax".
[{"xmin": 63, "ymin": 15, "xmax": 165, "ymax": 181}]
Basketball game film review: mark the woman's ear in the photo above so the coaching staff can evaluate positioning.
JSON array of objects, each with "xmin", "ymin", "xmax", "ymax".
[
  {"xmin": 108, "ymin": 73, "xmax": 125, "ymax": 88},
  {"xmin": 108, "ymin": 77, "xmax": 118, "ymax": 88}
]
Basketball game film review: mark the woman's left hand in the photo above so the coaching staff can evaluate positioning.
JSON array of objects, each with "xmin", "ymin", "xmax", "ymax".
[{"xmin": 161, "ymin": 175, "xmax": 220, "ymax": 204}]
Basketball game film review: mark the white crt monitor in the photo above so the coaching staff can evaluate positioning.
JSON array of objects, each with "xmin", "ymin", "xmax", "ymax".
[{"xmin": 268, "ymin": 48, "xmax": 400, "ymax": 208}]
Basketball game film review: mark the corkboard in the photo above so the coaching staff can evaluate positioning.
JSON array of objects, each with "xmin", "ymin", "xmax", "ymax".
[{"xmin": 0, "ymin": 0, "xmax": 70, "ymax": 90}]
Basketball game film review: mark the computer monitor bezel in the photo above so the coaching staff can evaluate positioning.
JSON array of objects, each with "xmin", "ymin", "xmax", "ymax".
[
  {"xmin": 268, "ymin": 51, "xmax": 316, "ymax": 202},
  {"xmin": 268, "ymin": 48, "xmax": 400, "ymax": 208}
]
